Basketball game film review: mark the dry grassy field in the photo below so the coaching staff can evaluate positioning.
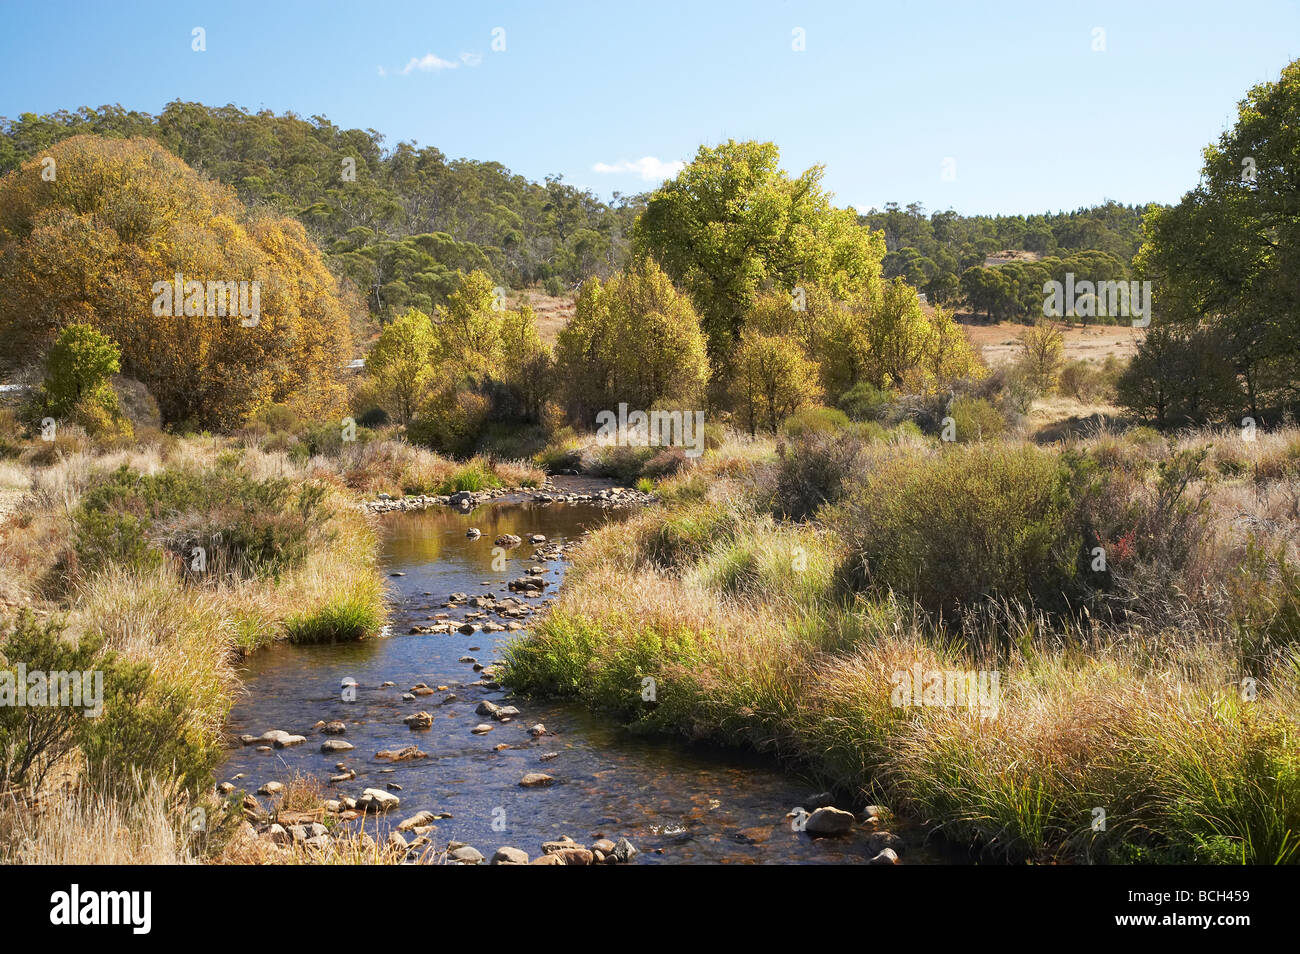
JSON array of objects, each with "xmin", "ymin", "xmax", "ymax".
[{"xmin": 960, "ymin": 320, "xmax": 1142, "ymax": 368}]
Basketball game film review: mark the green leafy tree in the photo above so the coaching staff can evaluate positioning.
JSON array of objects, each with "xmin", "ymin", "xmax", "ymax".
[
  {"xmin": 365, "ymin": 308, "xmax": 437, "ymax": 425},
  {"xmin": 35, "ymin": 323, "xmax": 122, "ymax": 427},
  {"xmin": 634, "ymin": 140, "xmax": 884, "ymax": 362},
  {"xmin": 1135, "ymin": 58, "xmax": 1300, "ymax": 419},
  {"xmin": 555, "ymin": 259, "xmax": 710, "ymax": 422},
  {"xmin": 729, "ymin": 329, "xmax": 822, "ymax": 435}
]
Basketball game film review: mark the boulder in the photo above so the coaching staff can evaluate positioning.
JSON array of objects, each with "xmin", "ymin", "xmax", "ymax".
[
  {"xmin": 491, "ymin": 846, "xmax": 530, "ymax": 866},
  {"xmin": 804, "ymin": 806, "xmax": 855, "ymax": 837},
  {"xmin": 356, "ymin": 788, "xmax": 400, "ymax": 813}
]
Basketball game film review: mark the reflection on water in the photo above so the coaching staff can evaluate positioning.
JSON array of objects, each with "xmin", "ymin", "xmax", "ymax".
[{"xmin": 223, "ymin": 499, "xmax": 950, "ymax": 863}]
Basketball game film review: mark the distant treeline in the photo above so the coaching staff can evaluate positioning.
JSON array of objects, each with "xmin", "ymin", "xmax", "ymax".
[
  {"xmin": 859, "ymin": 201, "xmax": 1157, "ymax": 320},
  {"xmin": 0, "ymin": 103, "xmax": 644, "ymax": 322}
]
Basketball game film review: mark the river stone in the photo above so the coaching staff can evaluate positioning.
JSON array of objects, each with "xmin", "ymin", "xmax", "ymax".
[
  {"xmin": 357, "ymin": 788, "xmax": 400, "ymax": 813},
  {"xmin": 388, "ymin": 831, "xmax": 408, "ymax": 851},
  {"xmin": 519, "ymin": 772, "xmax": 555, "ymax": 788},
  {"xmin": 493, "ymin": 705, "xmax": 520, "ymax": 721},
  {"xmin": 554, "ymin": 847, "xmax": 594, "ymax": 866},
  {"xmin": 321, "ymin": 721, "xmax": 347, "ymax": 735},
  {"xmin": 449, "ymin": 845, "xmax": 484, "ymax": 864},
  {"xmin": 528, "ymin": 723, "xmax": 547, "ymax": 736},
  {"xmin": 330, "ymin": 769, "xmax": 356, "ymax": 783},
  {"xmin": 377, "ymin": 745, "xmax": 427, "ymax": 762},
  {"xmin": 804, "ymin": 806, "xmax": 855, "ymax": 836},
  {"xmin": 866, "ymin": 830, "xmax": 904, "ymax": 855},
  {"xmin": 471, "ymin": 723, "xmax": 493, "ymax": 734},
  {"xmin": 397, "ymin": 811, "xmax": 437, "ymax": 832},
  {"xmin": 475, "ymin": 701, "xmax": 501, "ymax": 717},
  {"xmin": 257, "ymin": 781, "xmax": 283, "ymax": 796},
  {"xmin": 491, "ymin": 846, "xmax": 530, "ymax": 865},
  {"xmin": 494, "ymin": 533, "xmax": 522, "ymax": 547},
  {"xmin": 264, "ymin": 823, "xmax": 291, "ymax": 845},
  {"xmin": 869, "ymin": 848, "xmax": 899, "ymax": 865},
  {"xmin": 321, "ymin": 739, "xmax": 354, "ymax": 753},
  {"xmin": 259, "ymin": 730, "xmax": 307, "ymax": 748},
  {"xmin": 610, "ymin": 837, "xmax": 638, "ymax": 863},
  {"xmin": 403, "ymin": 711, "xmax": 433, "ymax": 729},
  {"xmin": 466, "ymin": 528, "xmax": 481, "ymax": 538},
  {"xmin": 590, "ymin": 838, "xmax": 616, "ymax": 855}
]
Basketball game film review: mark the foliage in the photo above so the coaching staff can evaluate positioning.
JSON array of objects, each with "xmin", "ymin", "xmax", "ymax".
[
  {"xmin": 1134, "ymin": 58, "xmax": 1300, "ymax": 422},
  {"xmin": 554, "ymin": 259, "xmax": 710, "ymax": 423},
  {"xmin": 634, "ymin": 140, "xmax": 883, "ymax": 361},
  {"xmin": 0, "ymin": 135, "xmax": 352, "ymax": 428}
]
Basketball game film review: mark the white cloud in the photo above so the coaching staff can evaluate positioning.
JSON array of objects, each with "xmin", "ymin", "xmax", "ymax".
[
  {"xmin": 402, "ymin": 53, "xmax": 459, "ymax": 74},
  {"xmin": 591, "ymin": 156, "xmax": 685, "ymax": 181},
  {"xmin": 377, "ymin": 65, "xmax": 387, "ymax": 77},
  {"xmin": 460, "ymin": 51, "xmax": 483, "ymax": 67}
]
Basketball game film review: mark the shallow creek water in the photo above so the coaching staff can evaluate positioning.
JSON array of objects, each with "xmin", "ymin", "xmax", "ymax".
[{"xmin": 222, "ymin": 495, "xmax": 947, "ymax": 864}]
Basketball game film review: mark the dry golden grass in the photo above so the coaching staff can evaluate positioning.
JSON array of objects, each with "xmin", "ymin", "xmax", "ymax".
[{"xmin": 0, "ymin": 776, "xmax": 201, "ymax": 865}]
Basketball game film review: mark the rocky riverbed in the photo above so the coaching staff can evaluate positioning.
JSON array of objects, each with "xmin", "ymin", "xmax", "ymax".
[{"xmin": 219, "ymin": 495, "xmax": 932, "ymax": 865}]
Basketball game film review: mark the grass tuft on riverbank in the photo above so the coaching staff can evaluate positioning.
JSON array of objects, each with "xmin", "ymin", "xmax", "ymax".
[{"xmin": 505, "ymin": 426, "xmax": 1300, "ymax": 864}]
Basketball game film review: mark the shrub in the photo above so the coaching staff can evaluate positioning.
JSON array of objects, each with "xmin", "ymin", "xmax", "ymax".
[
  {"xmin": 0, "ymin": 612, "xmax": 105, "ymax": 790},
  {"xmin": 780, "ymin": 406, "xmax": 850, "ymax": 439},
  {"xmin": 771, "ymin": 430, "xmax": 869, "ymax": 520},
  {"xmin": 947, "ymin": 395, "xmax": 1006, "ymax": 443},
  {"xmin": 73, "ymin": 466, "xmax": 329, "ymax": 580},
  {"xmin": 829, "ymin": 444, "xmax": 1085, "ymax": 617},
  {"xmin": 78, "ymin": 658, "xmax": 220, "ymax": 798},
  {"xmin": 838, "ymin": 381, "xmax": 890, "ymax": 421},
  {"xmin": 407, "ymin": 388, "xmax": 491, "ymax": 457}
]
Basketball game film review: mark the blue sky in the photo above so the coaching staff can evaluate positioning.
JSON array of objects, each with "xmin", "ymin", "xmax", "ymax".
[{"xmin": 2, "ymin": 0, "xmax": 1297, "ymax": 215}]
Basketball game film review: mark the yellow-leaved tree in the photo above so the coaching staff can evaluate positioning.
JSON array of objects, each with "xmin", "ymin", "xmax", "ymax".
[{"xmin": 0, "ymin": 135, "xmax": 353, "ymax": 429}]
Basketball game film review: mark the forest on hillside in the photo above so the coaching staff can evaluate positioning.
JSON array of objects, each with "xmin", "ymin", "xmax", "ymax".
[{"xmin": 1, "ymin": 103, "xmax": 1151, "ymax": 328}]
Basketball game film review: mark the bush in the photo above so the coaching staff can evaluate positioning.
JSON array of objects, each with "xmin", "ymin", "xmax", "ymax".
[
  {"xmin": 838, "ymin": 381, "xmax": 891, "ymax": 421},
  {"xmin": 0, "ymin": 612, "xmax": 106, "ymax": 790},
  {"xmin": 771, "ymin": 431, "xmax": 868, "ymax": 520},
  {"xmin": 407, "ymin": 389, "xmax": 491, "ymax": 457},
  {"xmin": 780, "ymin": 406, "xmax": 850, "ymax": 439},
  {"xmin": 947, "ymin": 395, "xmax": 1006, "ymax": 443},
  {"xmin": 78, "ymin": 658, "xmax": 220, "ymax": 798},
  {"xmin": 829, "ymin": 444, "xmax": 1086, "ymax": 617},
  {"xmin": 73, "ymin": 466, "xmax": 329, "ymax": 580}
]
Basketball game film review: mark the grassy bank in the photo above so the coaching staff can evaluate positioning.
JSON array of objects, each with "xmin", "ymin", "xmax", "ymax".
[
  {"xmin": 505, "ymin": 425, "xmax": 1300, "ymax": 864},
  {"xmin": 0, "ymin": 425, "xmax": 542, "ymax": 864}
]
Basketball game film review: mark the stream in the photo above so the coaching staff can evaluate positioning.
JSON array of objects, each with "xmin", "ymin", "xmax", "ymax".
[{"xmin": 222, "ymin": 492, "xmax": 941, "ymax": 864}]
